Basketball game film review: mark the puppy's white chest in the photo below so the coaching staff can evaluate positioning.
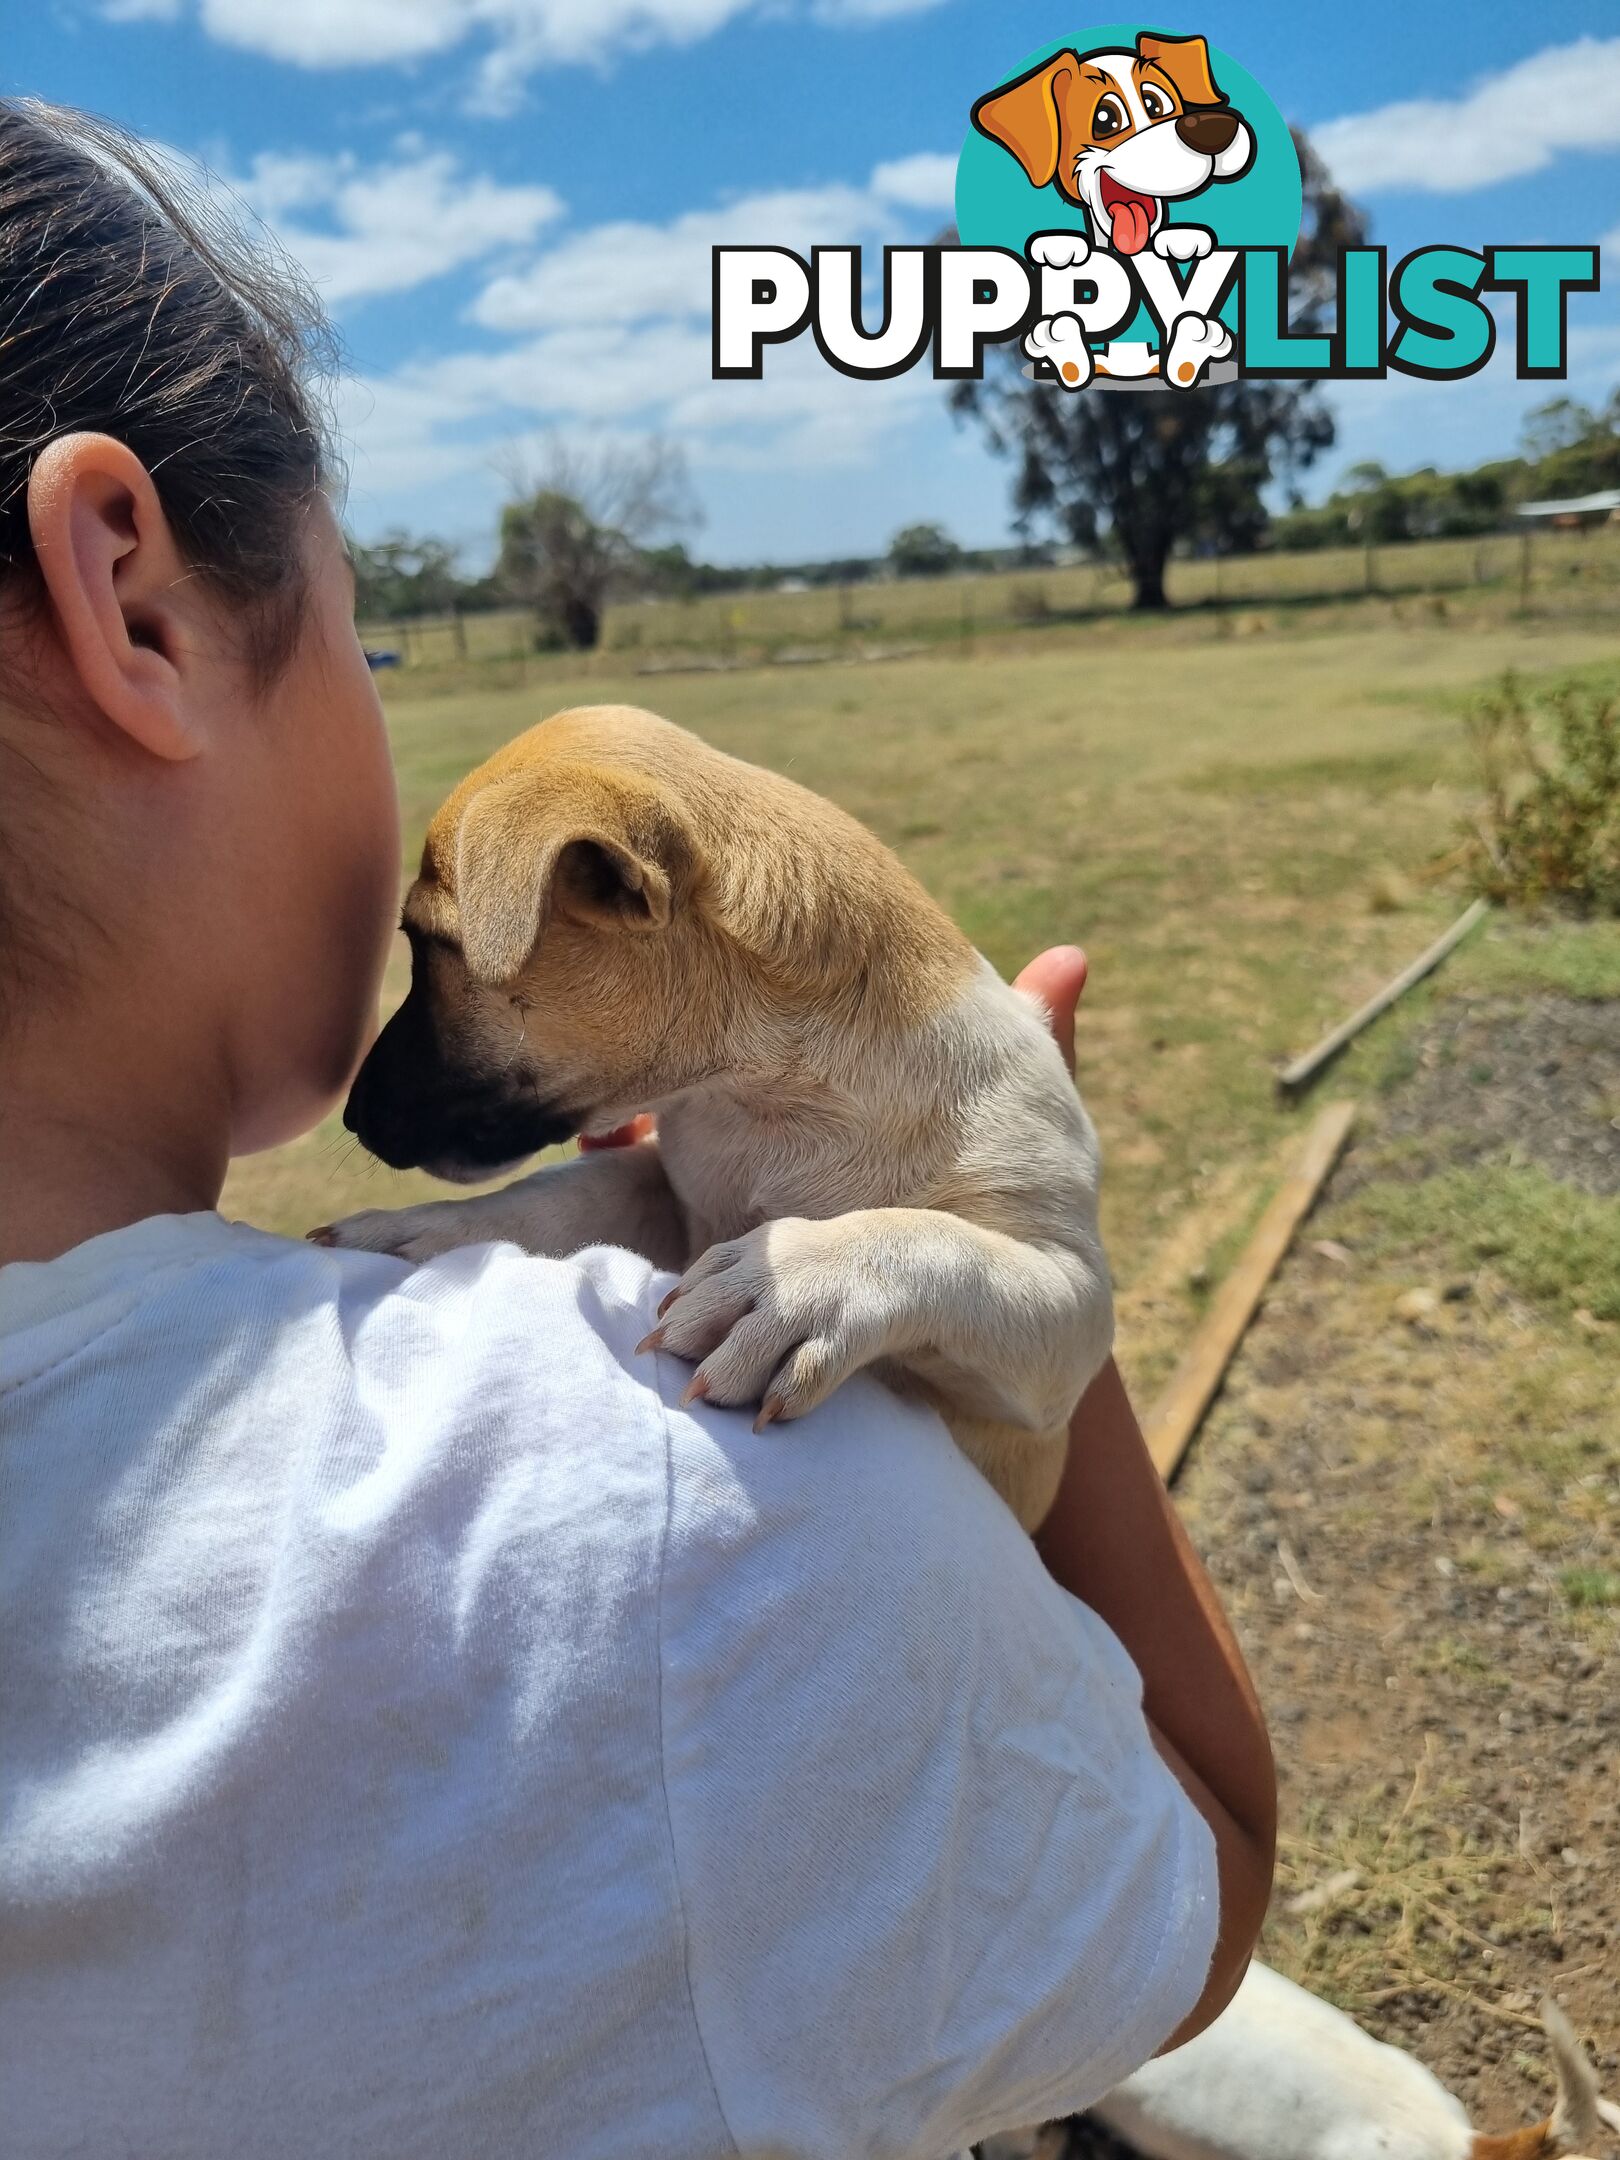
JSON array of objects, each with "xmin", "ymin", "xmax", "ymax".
[{"xmin": 656, "ymin": 1086, "xmax": 898, "ymax": 1255}]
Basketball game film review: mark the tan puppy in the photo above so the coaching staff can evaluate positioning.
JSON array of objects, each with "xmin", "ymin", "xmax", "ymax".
[{"xmin": 325, "ymin": 705, "xmax": 1112, "ymax": 1528}]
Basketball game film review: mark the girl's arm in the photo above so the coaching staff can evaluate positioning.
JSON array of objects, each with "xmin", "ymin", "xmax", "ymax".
[
  {"xmin": 1037, "ymin": 1355, "xmax": 1275, "ymax": 2048},
  {"xmin": 1015, "ymin": 947, "xmax": 1276, "ymax": 2050}
]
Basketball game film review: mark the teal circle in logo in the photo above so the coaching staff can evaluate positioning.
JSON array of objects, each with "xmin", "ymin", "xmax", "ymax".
[{"xmin": 956, "ymin": 25, "xmax": 1302, "ymax": 347}]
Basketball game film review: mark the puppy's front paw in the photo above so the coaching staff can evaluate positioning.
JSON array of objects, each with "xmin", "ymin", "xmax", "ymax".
[
  {"xmin": 313, "ymin": 1201, "xmax": 486, "ymax": 1264},
  {"xmin": 641, "ymin": 1218, "xmax": 884, "ymax": 1429}
]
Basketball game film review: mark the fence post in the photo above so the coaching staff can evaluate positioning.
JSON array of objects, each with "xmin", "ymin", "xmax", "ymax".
[
  {"xmin": 1363, "ymin": 538, "xmax": 1376, "ymax": 595},
  {"xmin": 1519, "ymin": 526, "xmax": 1532, "ymax": 610},
  {"xmin": 452, "ymin": 606, "xmax": 467, "ymax": 661}
]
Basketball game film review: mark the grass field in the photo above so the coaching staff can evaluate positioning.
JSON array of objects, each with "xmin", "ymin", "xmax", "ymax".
[{"xmin": 225, "ymin": 575, "xmax": 1620, "ymax": 1397}]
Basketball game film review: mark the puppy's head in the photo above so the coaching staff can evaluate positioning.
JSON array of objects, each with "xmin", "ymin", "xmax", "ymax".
[
  {"xmin": 971, "ymin": 33, "xmax": 1252, "ymax": 255},
  {"xmin": 345, "ymin": 733, "xmax": 702, "ymax": 1180}
]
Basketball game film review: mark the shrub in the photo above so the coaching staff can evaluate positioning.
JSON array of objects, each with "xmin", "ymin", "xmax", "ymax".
[{"xmin": 1462, "ymin": 673, "xmax": 1620, "ymax": 913}]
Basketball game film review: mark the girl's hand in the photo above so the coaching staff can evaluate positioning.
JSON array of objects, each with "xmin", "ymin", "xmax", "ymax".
[
  {"xmin": 579, "ymin": 1115, "xmax": 657, "ymax": 1151},
  {"xmin": 1012, "ymin": 945, "xmax": 1089, "ymax": 1075}
]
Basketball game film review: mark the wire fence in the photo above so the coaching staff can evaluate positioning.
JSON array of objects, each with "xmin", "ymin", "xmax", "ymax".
[{"xmin": 359, "ymin": 522, "xmax": 1620, "ymax": 678}]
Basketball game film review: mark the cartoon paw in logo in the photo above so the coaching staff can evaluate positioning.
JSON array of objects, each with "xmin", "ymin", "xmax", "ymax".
[
  {"xmin": 1029, "ymin": 230, "xmax": 1091, "ymax": 271},
  {"xmin": 1152, "ymin": 224, "xmax": 1214, "ymax": 263},
  {"xmin": 1025, "ymin": 313, "xmax": 1092, "ymax": 390},
  {"xmin": 1163, "ymin": 313, "xmax": 1233, "ymax": 389}
]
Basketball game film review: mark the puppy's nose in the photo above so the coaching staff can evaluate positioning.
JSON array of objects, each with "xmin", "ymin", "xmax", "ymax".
[{"xmin": 1176, "ymin": 108, "xmax": 1238, "ymax": 154}]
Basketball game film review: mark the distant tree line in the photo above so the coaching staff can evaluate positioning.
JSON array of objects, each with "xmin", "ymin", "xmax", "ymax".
[
  {"xmin": 1270, "ymin": 392, "xmax": 1620, "ymax": 551},
  {"xmin": 352, "ymin": 347, "xmax": 1617, "ymax": 644}
]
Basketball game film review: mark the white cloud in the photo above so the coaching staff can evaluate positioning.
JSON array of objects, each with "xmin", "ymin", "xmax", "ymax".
[
  {"xmin": 104, "ymin": 0, "xmax": 951, "ymax": 90},
  {"xmin": 870, "ymin": 152, "xmax": 957, "ymax": 212},
  {"xmin": 814, "ymin": 0, "xmax": 946, "ymax": 18},
  {"xmin": 335, "ymin": 161, "xmax": 948, "ymax": 532},
  {"xmin": 234, "ymin": 146, "xmax": 562, "ymax": 303},
  {"xmin": 472, "ymin": 181, "xmax": 889, "ymax": 331},
  {"xmin": 1315, "ymin": 35, "xmax": 1620, "ymax": 194},
  {"xmin": 472, "ymin": 157, "xmax": 945, "ymax": 332}
]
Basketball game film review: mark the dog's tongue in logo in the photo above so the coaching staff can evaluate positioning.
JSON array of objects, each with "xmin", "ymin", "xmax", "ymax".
[{"xmin": 1099, "ymin": 172, "xmax": 1156, "ymax": 255}]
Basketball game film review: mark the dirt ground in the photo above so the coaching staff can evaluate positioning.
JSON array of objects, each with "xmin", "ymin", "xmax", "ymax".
[
  {"xmin": 1363, "ymin": 995, "xmax": 1620, "ymax": 1198},
  {"xmin": 1054, "ymin": 986, "xmax": 1620, "ymax": 2158}
]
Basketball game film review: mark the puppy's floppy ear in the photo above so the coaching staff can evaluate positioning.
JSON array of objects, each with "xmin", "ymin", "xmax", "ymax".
[
  {"xmin": 971, "ymin": 51, "xmax": 1082, "ymax": 189},
  {"xmin": 1137, "ymin": 32, "xmax": 1225, "ymax": 108},
  {"xmin": 453, "ymin": 763, "xmax": 697, "ymax": 984}
]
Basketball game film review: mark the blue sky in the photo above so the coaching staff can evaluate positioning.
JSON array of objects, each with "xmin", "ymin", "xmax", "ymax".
[{"xmin": 7, "ymin": 1, "xmax": 1618, "ymax": 566}]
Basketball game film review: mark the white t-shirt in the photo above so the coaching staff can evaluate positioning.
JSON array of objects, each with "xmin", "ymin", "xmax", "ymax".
[{"xmin": 0, "ymin": 1212, "xmax": 1216, "ymax": 2160}]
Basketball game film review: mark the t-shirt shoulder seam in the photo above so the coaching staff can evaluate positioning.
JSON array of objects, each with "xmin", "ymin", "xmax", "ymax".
[{"xmin": 649, "ymin": 1365, "xmax": 743, "ymax": 2158}]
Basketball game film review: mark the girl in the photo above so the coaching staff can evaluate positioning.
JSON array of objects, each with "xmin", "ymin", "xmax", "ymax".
[{"xmin": 0, "ymin": 100, "xmax": 1272, "ymax": 2160}]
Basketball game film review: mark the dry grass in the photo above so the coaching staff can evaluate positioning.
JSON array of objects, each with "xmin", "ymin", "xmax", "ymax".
[{"xmin": 1274, "ymin": 1742, "xmax": 1515, "ymax": 2019}]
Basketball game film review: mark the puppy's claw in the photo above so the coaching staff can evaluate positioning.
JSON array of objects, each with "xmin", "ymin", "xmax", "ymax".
[
  {"xmin": 307, "ymin": 1226, "xmax": 336, "ymax": 1246},
  {"xmin": 680, "ymin": 1372, "xmax": 710, "ymax": 1407},
  {"xmin": 656, "ymin": 1287, "xmax": 681, "ymax": 1319},
  {"xmin": 753, "ymin": 1395, "xmax": 785, "ymax": 1434},
  {"xmin": 635, "ymin": 1328, "xmax": 665, "ymax": 1356}
]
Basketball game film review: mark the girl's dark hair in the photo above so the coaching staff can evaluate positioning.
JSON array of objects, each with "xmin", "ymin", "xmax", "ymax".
[{"xmin": 0, "ymin": 97, "xmax": 336, "ymax": 675}]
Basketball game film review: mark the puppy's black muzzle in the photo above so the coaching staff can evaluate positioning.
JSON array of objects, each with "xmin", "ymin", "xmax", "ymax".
[{"xmin": 344, "ymin": 993, "xmax": 577, "ymax": 1176}]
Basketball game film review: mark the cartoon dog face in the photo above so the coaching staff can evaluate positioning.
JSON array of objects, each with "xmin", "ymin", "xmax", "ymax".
[{"xmin": 972, "ymin": 33, "xmax": 1254, "ymax": 256}]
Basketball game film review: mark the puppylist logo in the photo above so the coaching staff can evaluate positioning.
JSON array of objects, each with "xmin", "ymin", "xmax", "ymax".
[{"xmin": 712, "ymin": 24, "xmax": 1601, "ymax": 393}]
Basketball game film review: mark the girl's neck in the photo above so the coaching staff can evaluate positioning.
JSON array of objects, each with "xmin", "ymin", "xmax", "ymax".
[{"xmin": 0, "ymin": 1019, "xmax": 229, "ymax": 1269}]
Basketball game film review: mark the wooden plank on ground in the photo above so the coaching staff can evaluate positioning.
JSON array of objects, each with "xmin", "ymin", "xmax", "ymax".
[
  {"xmin": 1276, "ymin": 899, "xmax": 1489, "ymax": 1098},
  {"xmin": 1144, "ymin": 1099, "xmax": 1358, "ymax": 1484}
]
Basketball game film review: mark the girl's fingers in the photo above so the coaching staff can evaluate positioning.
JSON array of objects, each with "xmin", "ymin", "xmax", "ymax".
[{"xmin": 579, "ymin": 1114, "xmax": 657, "ymax": 1152}]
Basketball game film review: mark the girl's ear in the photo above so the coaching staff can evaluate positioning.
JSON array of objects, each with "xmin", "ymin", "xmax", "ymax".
[{"xmin": 26, "ymin": 432, "xmax": 207, "ymax": 762}]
